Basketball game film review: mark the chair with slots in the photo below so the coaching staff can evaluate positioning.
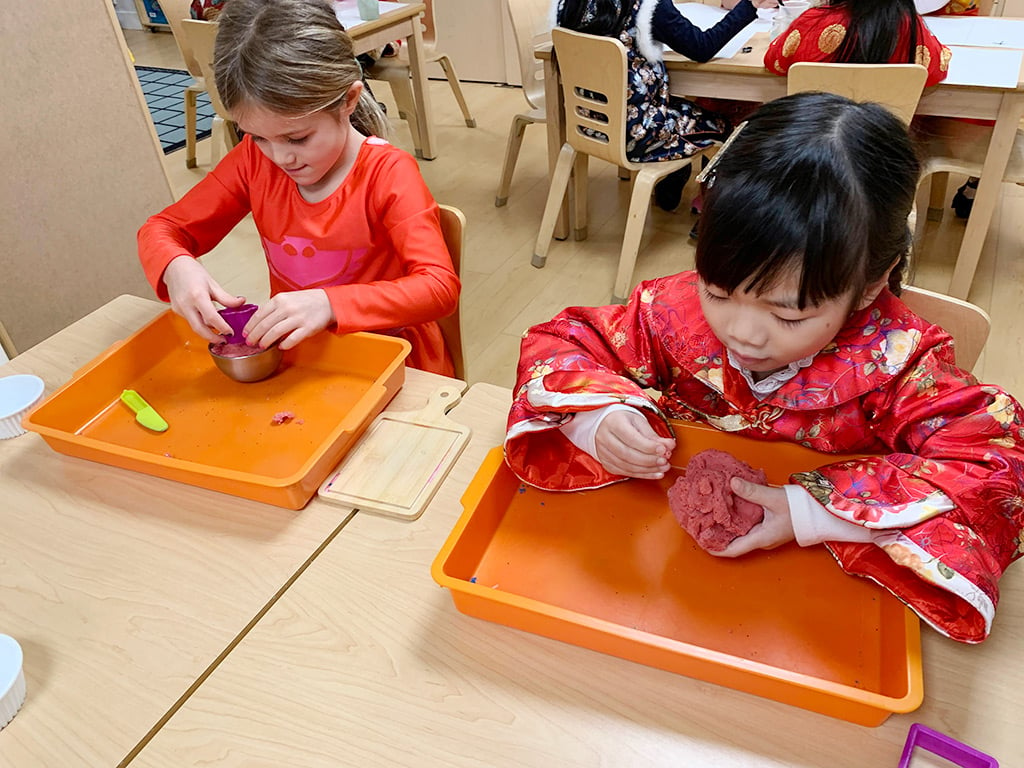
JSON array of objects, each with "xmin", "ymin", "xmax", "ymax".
[{"xmin": 532, "ymin": 27, "xmax": 714, "ymax": 304}]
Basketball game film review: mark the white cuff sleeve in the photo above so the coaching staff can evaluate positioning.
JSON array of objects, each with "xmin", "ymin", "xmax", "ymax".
[
  {"xmin": 786, "ymin": 485, "xmax": 876, "ymax": 546},
  {"xmin": 559, "ymin": 404, "xmax": 639, "ymax": 459}
]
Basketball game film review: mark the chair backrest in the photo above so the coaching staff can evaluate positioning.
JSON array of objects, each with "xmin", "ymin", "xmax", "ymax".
[
  {"xmin": 180, "ymin": 19, "xmax": 232, "ymax": 119},
  {"xmin": 506, "ymin": 0, "xmax": 552, "ymax": 110},
  {"xmin": 161, "ymin": 0, "xmax": 204, "ymax": 80},
  {"xmin": 786, "ymin": 62, "xmax": 928, "ymax": 125},
  {"xmin": 437, "ymin": 205, "xmax": 466, "ymax": 381},
  {"xmin": 551, "ymin": 27, "xmax": 631, "ymax": 167},
  {"xmin": 899, "ymin": 285, "xmax": 990, "ymax": 371}
]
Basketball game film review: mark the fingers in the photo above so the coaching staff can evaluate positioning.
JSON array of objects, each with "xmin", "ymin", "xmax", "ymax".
[{"xmin": 595, "ymin": 410, "xmax": 675, "ymax": 479}]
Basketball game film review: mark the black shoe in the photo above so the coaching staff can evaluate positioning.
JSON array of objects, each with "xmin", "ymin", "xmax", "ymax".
[
  {"xmin": 952, "ymin": 178, "xmax": 978, "ymax": 219},
  {"xmin": 654, "ymin": 165, "xmax": 692, "ymax": 213}
]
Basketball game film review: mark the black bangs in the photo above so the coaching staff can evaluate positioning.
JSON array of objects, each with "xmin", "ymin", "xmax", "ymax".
[{"xmin": 694, "ymin": 93, "xmax": 918, "ymax": 308}]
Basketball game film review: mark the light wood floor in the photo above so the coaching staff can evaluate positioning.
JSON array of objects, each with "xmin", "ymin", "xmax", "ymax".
[{"xmin": 125, "ymin": 28, "xmax": 1024, "ymax": 399}]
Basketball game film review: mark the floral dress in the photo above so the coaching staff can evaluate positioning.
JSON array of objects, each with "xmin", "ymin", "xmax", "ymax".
[
  {"xmin": 563, "ymin": 0, "xmax": 753, "ymax": 162},
  {"xmin": 505, "ymin": 271, "xmax": 1024, "ymax": 643}
]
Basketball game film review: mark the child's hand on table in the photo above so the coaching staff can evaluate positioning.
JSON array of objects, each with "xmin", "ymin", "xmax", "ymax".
[
  {"xmin": 243, "ymin": 289, "xmax": 334, "ymax": 350},
  {"xmin": 163, "ymin": 255, "xmax": 247, "ymax": 343},
  {"xmin": 594, "ymin": 409, "xmax": 676, "ymax": 479},
  {"xmin": 711, "ymin": 477, "xmax": 795, "ymax": 557}
]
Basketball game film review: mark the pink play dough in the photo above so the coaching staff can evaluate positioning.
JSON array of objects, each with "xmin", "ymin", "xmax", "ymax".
[
  {"xmin": 667, "ymin": 449, "xmax": 767, "ymax": 552},
  {"xmin": 211, "ymin": 342, "xmax": 264, "ymax": 358}
]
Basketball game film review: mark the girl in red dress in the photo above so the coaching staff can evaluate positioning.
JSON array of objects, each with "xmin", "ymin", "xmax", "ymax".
[{"xmin": 506, "ymin": 93, "xmax": 1024, "ymax": 643}]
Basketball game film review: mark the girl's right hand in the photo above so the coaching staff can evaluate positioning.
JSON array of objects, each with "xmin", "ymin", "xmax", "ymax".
[
  {"xmin": 594, "ymin": 409, "xmax": 675, "ymax": 479},
  {"xmin": 162, "ymin": 255, "xmax": 246, "ymax": 343}
]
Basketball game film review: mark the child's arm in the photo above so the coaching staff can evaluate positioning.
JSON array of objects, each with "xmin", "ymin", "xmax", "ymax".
[
  {"xmin": 652, "ymin": 0, "xmax": 757, "ymax": 63},
  {"xmin": 763, "ymin": 7, "xmax": 827, "ymax": 76},
  {"xmin": 792, "ymin": 344, "xmax": 1024, "ymax": 642},
  {"xmin": 138, "ymin": 143, "xmax": 254, "ymax": 339},
  {"xmin": 507, "ymin": 281, "xmax": 677, "ymax": 492}
]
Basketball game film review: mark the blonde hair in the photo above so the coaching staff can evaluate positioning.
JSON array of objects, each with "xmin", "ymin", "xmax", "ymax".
[{"xmin": 214, "ymin": 0, "xmax": 389, "ymax": 138}]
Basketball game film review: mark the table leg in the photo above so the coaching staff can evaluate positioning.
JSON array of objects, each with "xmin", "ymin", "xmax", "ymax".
[
  {"xmin": 948, "ymin": 94, "xmax": 1023, "ymax": 300},
  {"xmin": 406, "ymin": 18, "xmax": 437, "ymax": 160},
  {"xmin": 543, "ymin": 52, "xmax": 569, "ymax": 240}
]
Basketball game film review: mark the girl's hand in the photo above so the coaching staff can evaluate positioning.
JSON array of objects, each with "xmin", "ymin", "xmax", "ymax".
[
  {"xmin": 594, "ymin": 409, "xmax": 675, "ymax": 479},
  {"xmin": 163, "ymin": 255, "xmax": 246, "ymax": 343},
  {"xmin": 244, "ymin": 289, "xmax": 334, "ymax": 350},
  {"xmin": 751, "ymin": 0, "xmax": 779, "ymax": 9},
  {"xmin": 711, "ymin": 477, "xmax": 794, "ymax": 557}
]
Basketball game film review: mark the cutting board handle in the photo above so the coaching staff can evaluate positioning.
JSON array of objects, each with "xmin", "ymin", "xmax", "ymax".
[{"xmin": 419, "ymin": 384, "xmax": 463, "ymax": 422}]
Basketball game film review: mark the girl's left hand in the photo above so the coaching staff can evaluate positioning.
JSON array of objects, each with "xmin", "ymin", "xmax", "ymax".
[
  {"xmin": 243, "ymin": 289, "xmax": 335, "ymax": 350},
  {"xmin": 710, "ymin": 477, "xmax": 794, "ymax": 557},
  {"xmin": 750, "ymin": 0, "xmax": 779, "ymax": 9}
]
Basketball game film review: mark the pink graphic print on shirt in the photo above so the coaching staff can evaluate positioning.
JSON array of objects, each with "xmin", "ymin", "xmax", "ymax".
[{"xmin": 263, "ymin": 235, "xmax": 369, "ymax": 291}]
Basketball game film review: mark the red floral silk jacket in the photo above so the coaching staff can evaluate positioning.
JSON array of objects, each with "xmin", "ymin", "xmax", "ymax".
[{"xmin": 505, "ymin": 272, "xmax": 1024, "ymax": 643}]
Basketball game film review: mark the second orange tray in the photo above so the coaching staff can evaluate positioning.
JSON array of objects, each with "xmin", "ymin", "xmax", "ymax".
[{"xmin": 433, "ymin": 423, "xmax": 923, "ymax": 726}]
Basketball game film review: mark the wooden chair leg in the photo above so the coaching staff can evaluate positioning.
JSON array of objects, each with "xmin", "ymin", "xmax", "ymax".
[
  {"xmin": 436, "ymin": 55, "xmax": 476, "ymax": 128},
  {"xmin": 184, "ymin": 89, "xmax": 198, "ymax": 169},
  {"xmin": 614, "ymin": 169, "xmax": 660, "ymax": 303},
  {"xmin": 913, "ymin": 174, "xmax": 931, "ymax": 255},
  {"xmin": 571, "ymin": 153, "xmax": 589, "ymax": 241},
  {"xmin": 928, "ymin": 172, "xmax": 949, "ymax": 218},
  {"xmin": 533, "ymin": 144, "xmax": 577, "ymax": 268},
  {"xmin": 387, "ymin": 74, "xmax": 422, "ymax": 157},
  {"xmin": 496, "ymin": 113, "xmax": 531, "ymax": 207}
]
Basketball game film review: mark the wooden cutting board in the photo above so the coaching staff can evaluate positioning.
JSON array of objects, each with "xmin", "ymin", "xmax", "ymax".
[{"xmin": 317, "ymin": 384, "xmax": 471, "ymax": 520}]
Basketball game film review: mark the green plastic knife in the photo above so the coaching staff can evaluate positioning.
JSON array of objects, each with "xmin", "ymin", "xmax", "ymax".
[{"xmin": 119, "ymin": 389, "xmax": 169, "ymax": 432}]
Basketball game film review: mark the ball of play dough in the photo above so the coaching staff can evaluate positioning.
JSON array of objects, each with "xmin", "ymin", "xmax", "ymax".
[{"xmin": 667, "ymin": 449, "xmax": 767, "ymax": 551}]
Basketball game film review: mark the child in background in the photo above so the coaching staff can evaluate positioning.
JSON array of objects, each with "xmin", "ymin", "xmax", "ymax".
[
  {"xmin": 505, "ymin": 92, "xmax": 1024, "ymax": 643},
  {"xmin": 764, "ymin": 0, "xmax": 952, "ymax": 87},
  {"xmin": 190, "ymin": 0, "xmax": 227, "ymax": 20},
  {"xmin": 554, "ymin": 0, "xmax": 778, "ymax": 213},
  {"xmin": 138, "ymin": 0, "xmax": 460, "ymax": 375}
]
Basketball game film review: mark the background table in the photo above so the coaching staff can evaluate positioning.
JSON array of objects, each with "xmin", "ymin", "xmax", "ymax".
[
  {"xmin": 540, "ymin": 29, "xmax": 1024, "ymax": 300},
  {"xmin": 0, "ymin": 295, "xmax": 458, "ymax": 767},
  {"xmin": 126, "ymin": 383, "xmax": 1023, "ymax": 767},
  {"xmin": 336, "ymin": 0, "xmax": 438, "ymax": 160}
]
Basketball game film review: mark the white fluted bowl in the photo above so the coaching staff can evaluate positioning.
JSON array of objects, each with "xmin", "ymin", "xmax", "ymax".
[
  {"xmin": 0, "ymin": 635, "xmax": 25, "ymax": 729},
  {"xmin": 0, "ymin": 375, "xmax": 45, "ymax": 439}
]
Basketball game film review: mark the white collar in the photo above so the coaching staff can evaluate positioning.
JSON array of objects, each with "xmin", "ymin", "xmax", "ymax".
[{"xmin": 727, "ymin": 351, "xmax": 815, "ymax": 400}]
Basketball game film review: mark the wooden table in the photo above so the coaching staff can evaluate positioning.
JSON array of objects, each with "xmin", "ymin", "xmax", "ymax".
[
  {"xmin": 0, "ymin": 295, "xmax": 458, "ymax": 767},
  {"xmin": 336, "ymin": 0, "xmax": 438, "ymax": 160},
  {"xmin": 126, "ymin": 381, "xmax": 1023, "ymax": 767},
  {"xmin": 539, "ymin": 30, "xmax": 1024, "ymax": 300}
]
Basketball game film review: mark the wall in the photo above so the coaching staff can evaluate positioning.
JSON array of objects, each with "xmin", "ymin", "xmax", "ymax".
[{"xmin": 0, "ymin": 0, "xmax": 173, "ymax": 354}]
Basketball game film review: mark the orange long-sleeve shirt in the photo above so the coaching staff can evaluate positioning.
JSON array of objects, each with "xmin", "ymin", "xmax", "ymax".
[{"xmin": 138, "ymin": 136, "xmax": 460, "ymax": 375}]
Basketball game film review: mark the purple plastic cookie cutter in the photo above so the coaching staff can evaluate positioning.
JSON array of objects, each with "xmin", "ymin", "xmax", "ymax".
[
  {"xmin": 898, "ymin": 723, "xmax": 998, "ymax": 768},
  {"xmin": 218, "ymin": 304, "xmax": 258, "ymax": 344}
]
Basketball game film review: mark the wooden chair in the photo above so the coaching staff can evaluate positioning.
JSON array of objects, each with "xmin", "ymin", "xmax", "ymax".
[
  {"xmin": 160, "ymin": 0, "xmax": 209, "ymax": 168},
  {"xmin": 899, "ymin": 285, "xmax": 990, "ymax": 371},
  {"xmin": 786, "ymin": 62, "xmax": 928, "ymax": 126},
  {"xmin": 911, "ymin": 120, "xmax": 1024, "ymax": 300},
  {"xmin": 533, "ymin": 28, "xmax": 713, "ymax": 304},
  {"xmin": 180, "ymin": 19, "xmax": 241, "ymax": 167},
  {"xmin": 494, "ymin": 0, "xmax": 551, "ymax": 207},
  {"xmin": 367, "ymin": 0, "xmax": 475, "ymax": 158},
  {"xmin": 438, "ymin": 205, "xmax": 466, "ymax": 381}
]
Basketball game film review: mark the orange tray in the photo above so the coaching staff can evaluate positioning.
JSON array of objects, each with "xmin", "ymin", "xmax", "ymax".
[
  {"xmin": 24, "ymin": 310, "xmax": 410, "ymax": 509},
  {"xmin": 432, "ymin": 423, "xmax": 923, "ymax": 726}
]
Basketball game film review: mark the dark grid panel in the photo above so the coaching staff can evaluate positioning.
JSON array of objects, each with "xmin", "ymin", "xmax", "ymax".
[{"xmin": 135, "ymin": 66, "xmax": 215, "ymax": 154}]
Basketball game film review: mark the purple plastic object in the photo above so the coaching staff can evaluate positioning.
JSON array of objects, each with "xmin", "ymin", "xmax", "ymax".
[
  {"xmin": 898, "ymin": 724, "xmax": 999, "ymax": 768},
  {"xmin": 218, "ymin": 304, "xmax": 258, "ymax": 344}
]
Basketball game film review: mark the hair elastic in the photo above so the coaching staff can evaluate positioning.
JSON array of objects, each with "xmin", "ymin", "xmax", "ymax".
[{"xmin": 696, "ymin": 120, "xmax": 748, "ymax": 188}]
